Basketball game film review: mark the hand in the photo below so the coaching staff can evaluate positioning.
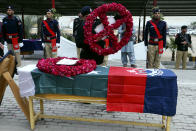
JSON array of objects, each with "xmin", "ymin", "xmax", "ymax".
[
  {"xmin": 19, "ymin": 43, "xmax": 24, "ymax": 47},
  {"xmin": 96, "ymin": 36, "xmax": 102, "ymax": 42},
  {"xmin": 0, "ymin": 43, "xmax": 4, "ymax": 49},
  {"xmin": 56, "ymin": 43, "xmax": 60, "ymax": 48},
  {"xmin": 163, "ymin": 48, "xmax": 166, "ymax": 52},
  {"xmin": 42, "ymin": 43, "xmax": 45, "ymax": 48},
  {"xmin": 4, "ymin": 41, "xmax": 7, "ymax": 46},
  {"xmin": 181, "ymin": 41, "xmax": 187, "ymax": 45}
]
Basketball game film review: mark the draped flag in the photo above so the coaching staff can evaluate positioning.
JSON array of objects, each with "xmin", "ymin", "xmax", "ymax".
[
  {"xmin": 107, "ymin": 67, "xmax": 178, "ymax": 116},
  {"xmin": 24, "ymin": 66, "xmax": 178, "ymax": 116}
]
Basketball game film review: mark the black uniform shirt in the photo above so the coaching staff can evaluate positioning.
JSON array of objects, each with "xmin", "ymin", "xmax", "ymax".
[
  {"xmin": 175, "ymin": 33, "xmax": 191, "ymax": 51},
  {"xmin": 2, "ymin": 16, "xmax": 23, "ymax": 43}
]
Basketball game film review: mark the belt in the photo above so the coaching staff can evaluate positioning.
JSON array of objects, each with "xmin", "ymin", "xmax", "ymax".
[
  {"xmin": 149, "ymin": 38, "xmax": 163, "ymax": 42},
  {"xmin": 148, "ymin": 43, "xmax": 158, "ymax": 46},
  {"xmin": 6, "ymin": 33, "xmax": 18, "ymax": 39},
  {"xmin": 45, "ymin": 36, "xmax": 56, "ymax": 40}
]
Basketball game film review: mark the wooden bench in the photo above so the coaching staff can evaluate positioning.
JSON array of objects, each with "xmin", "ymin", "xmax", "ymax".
[{"xmin": 28, "ymin": 94, "xmax": 171, "ymax": 131}]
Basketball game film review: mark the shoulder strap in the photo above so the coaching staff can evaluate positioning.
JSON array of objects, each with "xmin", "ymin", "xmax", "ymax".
[
  {"xmin": 150, "ymin": 20, "xmax": 162, "ymax": 39},
  {"xmin": 43, "ymin": 20, "xmax": 56, "ymax": 36}
]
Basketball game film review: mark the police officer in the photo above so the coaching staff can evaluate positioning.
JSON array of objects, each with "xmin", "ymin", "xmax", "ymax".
[
  {"xmin": 175, "ymin": 25, "xmax": 192, "ymax": 70},
  {"xmin": 2, "ymin": 6, "xmax": 23, "ymax": 66},
  {"xmin": 73, "ymin": 13, "xmax": 83, "ymax": 58},
  {"xmin": 41, "ymin": 9, "xmax": 60, "ymax": 58},
  {"xmin": 78, "ymin": 6, "xmax": 105, "ymax": 65},
  {"xmin": 144, "ymin": 7, "xmax": 167, "ymax": 68}
]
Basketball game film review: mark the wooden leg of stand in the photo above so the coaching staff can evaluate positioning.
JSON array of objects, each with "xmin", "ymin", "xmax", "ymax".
[
  {"xmin": 40, "ymin": 99, "xmax": 44, "ymax": 120},
  {"xmin": 162, "ymin": 115, "xmax": 166, "ymax": 128},
  {"xmin": 40, "ymin": 99, "xmax": 44, "ymax": 114},
  {"xmin": 0, "ymin": 85, "xmax": 6, "ymax": 105},
  {"xmin": 166, "ymin": 117, "xmax": 171, "ymax": 131},
  {"xmin": 2, "ymin": 72, "xmax": 30, "ymax": 122},
  {"xmin": 29, "ymin": 96, "xmax": 35, "ymax": 130}
]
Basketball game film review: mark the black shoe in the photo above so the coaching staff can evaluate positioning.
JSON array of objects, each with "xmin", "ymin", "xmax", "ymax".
[
  {"xmin": 131, "ymin": 64, "xmax": 137, "ymax": 68},
  {"xmin": 123, "ymin": 64, "xmax": 127, "ymax": 67},
  {"xmin": 82, "ymin": 102, "xmax": 91, "ymax": 104}
]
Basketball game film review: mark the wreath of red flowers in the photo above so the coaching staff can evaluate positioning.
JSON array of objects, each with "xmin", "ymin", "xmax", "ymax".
[
  {"xmin": 83, "ymin": 3, "xmax": 133, "ymax": 55},
  {"xmin": 37, "ymin": 57, "xmax": 97, "ymax": 77}
]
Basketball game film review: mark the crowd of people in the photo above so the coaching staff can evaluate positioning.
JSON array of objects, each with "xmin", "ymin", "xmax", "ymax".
[{"xmin": 0, "ymin": 5, "xmax": 193, "ymax": 70}]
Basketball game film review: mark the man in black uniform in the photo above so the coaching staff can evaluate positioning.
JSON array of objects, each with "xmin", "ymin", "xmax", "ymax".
[
  {"xmin": 175, "ymin": 25, "xmax": 192, "ymax": 69},
  {"xmin": 2, "ymin": 6, "xmax": 23, "ymax": 66},
  {"xmin": 77, "ymin": 6, "xmax": 105, "ymax": 65},
  {"xmin": 41, "ymin": 9, "xmax": 60, "ymax": 58},
  {"xmin": 73, "ymin": 13, "xmax": 83, "ymax": 58}
]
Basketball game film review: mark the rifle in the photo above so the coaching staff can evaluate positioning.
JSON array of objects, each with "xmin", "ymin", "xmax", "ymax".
[
  {"xmin": 182, "ymin": 34, "xmax": 194, "ymax": 53},
  {"xmin": 188, "ymin": 44, "xmax": 195, "ymax": 53}
]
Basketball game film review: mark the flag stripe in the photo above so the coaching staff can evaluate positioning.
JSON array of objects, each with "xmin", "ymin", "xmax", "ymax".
[
  {"xmin": 107, "ymin": 67, "xmax": 147, "ymax": 113},
  {"xmin": 144, "ymin": 69, "xmax": 178, "ymax": 116}
]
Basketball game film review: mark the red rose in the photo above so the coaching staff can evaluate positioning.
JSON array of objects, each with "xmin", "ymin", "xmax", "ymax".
[
  {"xmin": 84, "ymin": 3, "xmax": 133, "ymax": 56},
  {"xmin": 37, "ymin": 57, "xmax": 97, "ymax": 77}
]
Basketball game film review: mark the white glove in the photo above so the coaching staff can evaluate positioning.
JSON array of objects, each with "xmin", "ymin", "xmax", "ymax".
[
  {"xmin": 4, "ymin": 41, "xmax": 8, "ymax": 46},
  {"xmin": 163, "ymin": 48, "xmax": 166, "ymax": 52},
  {"xmin": 19, "ymin": 42, "xmax": 24, "ymax": 47},
  {"xmin": 56, "ymin": 43, "xmax": 60, "ymax": 48},
  {"xmin": 42, "ymin": 43, "xmax": 45, "ymax": 48}
]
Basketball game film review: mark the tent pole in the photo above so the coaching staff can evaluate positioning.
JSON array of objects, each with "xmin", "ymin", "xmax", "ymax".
[
  {"xmin": 22, "ymin": 9, "xmax": 25, "ymax": 39},
  {"xmin": 52, "ymin": 0, "xmax": 55, "ymax": 8},
  {"xmin": 138, "ymin": 16, "xmax": 141, "ymax": 43},
  {"xmin": 153, "ymin": 0, "xmax": 157, "ymax": 7},
  {"xmin": 142, "ymin": 8, "xmax": 146, "ymax": 41}
]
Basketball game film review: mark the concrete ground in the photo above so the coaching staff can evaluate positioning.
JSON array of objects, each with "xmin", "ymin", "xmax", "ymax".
[{"xmin": 0, "ymin": 56, "xmax": 196, "ymax": 131}]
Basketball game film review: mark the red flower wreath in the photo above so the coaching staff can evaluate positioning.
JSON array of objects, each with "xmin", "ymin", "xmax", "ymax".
[
  {"xmin": 83, "ymin": 3, "xmax": 133, "ymax": 55},
  {"xmin": 37, "ymin": 57, "xmax": 97, "ymax": 77}
]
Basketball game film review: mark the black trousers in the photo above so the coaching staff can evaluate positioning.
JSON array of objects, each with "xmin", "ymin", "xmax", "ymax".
[{"xmin": 0, "ymin": 48, "xmax": 3, "ymax": 57}]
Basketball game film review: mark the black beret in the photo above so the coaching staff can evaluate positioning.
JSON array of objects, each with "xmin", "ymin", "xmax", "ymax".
[
  {"xmin": 81, "ymin": 6, "xmax": 92, "ymax": 16},
  {"xmin": 7, "ymin": 6, "xmax": 14, "ymax": 10},
  {"xmin": 46, "ymin": 9, "xmax": 53, "ymax": 14},
  {"xmin": 152, "ymin": 8, "xmax": 160, "ymax": 14},
  {"xmin": 181, "ymin": 25, "xmax": 187, "ymax": 29}
]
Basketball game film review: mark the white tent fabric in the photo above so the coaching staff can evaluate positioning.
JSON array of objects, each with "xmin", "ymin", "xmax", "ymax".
[
  {"xmin": 58, "ymin": 37, "xmax": 146, "ymax": 60},
  {"xmin": 108, "ymin": 42, "xmax": 146, "ymax": 61},
  {"xmin": 57, "ymin": 36, "xmax": 77, "ymax": 58},
  {"xmin": 134, "ymin": 42, "xmax": 147, "ymax": 60}
]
